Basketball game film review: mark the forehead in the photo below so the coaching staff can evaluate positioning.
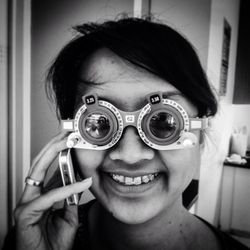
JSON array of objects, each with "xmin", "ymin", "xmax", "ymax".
[{"xmin": 79, "ymin": 48, "xmax": 197, "ymax": 115}]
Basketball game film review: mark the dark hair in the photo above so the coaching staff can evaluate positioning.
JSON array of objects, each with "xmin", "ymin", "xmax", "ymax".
[{"xmin": 46, "ymin": 17, "xmax": 218, "ymax": 120}]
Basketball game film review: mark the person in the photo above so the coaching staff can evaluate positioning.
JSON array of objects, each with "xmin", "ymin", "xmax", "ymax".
[{"xmin": 3, "ymin": 17, "xmax": 249, "ymax": 250}]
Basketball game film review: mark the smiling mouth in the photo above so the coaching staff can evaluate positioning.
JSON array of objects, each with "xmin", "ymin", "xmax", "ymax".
[{"xmin": 109, "ymin": 173, "xmax": 159, "ymax": 186}]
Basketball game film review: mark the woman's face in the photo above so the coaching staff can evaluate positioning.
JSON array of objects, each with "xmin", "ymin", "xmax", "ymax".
[{"xmin": 74, "ymin": 48, "xmax": 201, "ymax": 224}]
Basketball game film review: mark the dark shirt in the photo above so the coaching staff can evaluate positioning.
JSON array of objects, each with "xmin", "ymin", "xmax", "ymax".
[{"xmin": 3, "ymin": 200, "xmax": 249, "ymax": 250}]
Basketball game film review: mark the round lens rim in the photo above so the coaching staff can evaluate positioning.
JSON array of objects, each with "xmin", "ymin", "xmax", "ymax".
[
  {"xmin": 143, "ymin": 106, "xmax": 184, "ymax": 146},
  {"xmin": 78, "ymin": 107, "xmax": 117, "ymax": 146}
]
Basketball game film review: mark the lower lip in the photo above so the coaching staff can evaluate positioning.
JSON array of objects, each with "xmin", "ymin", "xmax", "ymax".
[{"xmin": 102, "ymin": 173, "xmax": 163, "ymax": 197}]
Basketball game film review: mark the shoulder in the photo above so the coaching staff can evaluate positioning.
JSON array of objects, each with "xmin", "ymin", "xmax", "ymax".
[{"xmin": 195, "ymin": 216, "xmax": 249, "ymax": 250}]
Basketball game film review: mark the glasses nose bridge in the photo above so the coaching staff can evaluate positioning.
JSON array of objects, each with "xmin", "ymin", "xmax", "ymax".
[
  {"xmin": 120, "ymin": 108, "xmax": 143, "ymax": 129},
  {"xmin": 117, "ymin": 108, "xmax": 149, "ymax": 146}
]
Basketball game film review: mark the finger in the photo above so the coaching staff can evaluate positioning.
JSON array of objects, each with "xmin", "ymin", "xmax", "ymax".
[
  {"xmin": 20, "ymin": 137, "xmax": 69, "ymax": 204},
  {"xmin": 18, "ymin": 178, "xmax": 92, "ymax": 225},
  {"xmin": 30, "ymin": 131, "xmax": 68, "ymax": 168},
  {"xmin": 28, "ymin": 137, "xmax": 68, "ymax": 180},
  {"xmin": 63, "ymin": 205, "xmax": 79, "ymax": 228},
  {"xmin": 30, "ymin": 131, "xmax": 69, "ymax": 173},
  {"xmin": 43, "ymin": 205, "xmax": 79, "ymax": 249}
]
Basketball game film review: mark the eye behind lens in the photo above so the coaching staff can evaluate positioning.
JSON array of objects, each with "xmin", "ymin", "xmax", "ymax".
[
  {"xmin": 85, "ymin": 113, "xmax": 111, "ymax": 139},
  {"xmin": 149, "ymin": 112, "xmax": 177, "ymax": 139}
]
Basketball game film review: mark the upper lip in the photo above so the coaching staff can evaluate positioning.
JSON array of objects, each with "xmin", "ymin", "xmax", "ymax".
[{"xmin": 101, "ymin": 160, "xmax": 165, "ymax": 178}]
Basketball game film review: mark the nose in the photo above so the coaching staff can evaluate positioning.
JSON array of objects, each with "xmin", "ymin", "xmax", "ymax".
[{"xmin": 109, "ymin": 127, "xmax": 155, "ymax": 164}]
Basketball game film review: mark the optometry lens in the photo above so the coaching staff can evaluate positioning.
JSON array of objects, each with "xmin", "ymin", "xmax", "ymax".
[
  {"xmin": 85, "ymin": 113, "xmax": 111, "ymax": 139},
  {"xmin": 149, "ymin": 112, "xmax": 177, "ymax": 139}
]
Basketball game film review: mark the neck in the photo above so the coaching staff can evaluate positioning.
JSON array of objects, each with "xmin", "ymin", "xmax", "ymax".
[{"xmin": 92, "ymin": 199, "xmax": 195, "ymax": 250}]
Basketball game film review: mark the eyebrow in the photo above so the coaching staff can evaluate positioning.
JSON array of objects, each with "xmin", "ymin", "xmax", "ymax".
[
  {"xmin": 162, "ymin": 91, "xmax": 184, "ymax": 99},
  {"xmin": 98, "ymin": 95, "xmax": 146, "ymax": 110},
  {"xmin": 97, "ymin": 91, "xmax": 184, "ymax": 110},
  {"xmin": 76, "ymin": 79, "xmax": 106, "ymax": 89},
  {"xmin": 77, "ymin": 77, "xmax": 184, "ymax": 99}
]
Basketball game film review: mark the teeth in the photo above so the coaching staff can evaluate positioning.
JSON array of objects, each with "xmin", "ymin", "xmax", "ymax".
[
  {"xmin": 113, "ymin": 175, "xmax": 124, "ymax": 183},
  {"xmin": 149, "ymin": 175, "xmax": 154, "ymax": 181},
  {"xmin": 125, "ymin": 177, "xmax": 133, "ymax": 185},
  {"xmin": 142, "ymin": 175, "xmax": 150, "ymax": 183},
  {"xmin": 111, "ymin": 173, "xmax": 159, "ymax": 186},
  {"xmin": 133, "ymin": 177, "xmax": 142, "ymax": 185}
]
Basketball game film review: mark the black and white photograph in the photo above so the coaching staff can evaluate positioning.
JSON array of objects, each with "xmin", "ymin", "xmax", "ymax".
[{"xmin": 1, "ymin": 0, "xmax": 250, "ymax": 249}]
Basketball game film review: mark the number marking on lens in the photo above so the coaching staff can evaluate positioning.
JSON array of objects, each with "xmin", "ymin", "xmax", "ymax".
[
  {"xmin": 85, "ymin": 95, "xmax": 95, "ymax": 104},
  {"xmin": 125, "ymin": 115, "xmax": 135, "ymax": 123}
]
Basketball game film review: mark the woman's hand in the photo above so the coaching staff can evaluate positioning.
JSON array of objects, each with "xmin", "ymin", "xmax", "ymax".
[{"xmin": 14, "ymin": 132, "xmax": 92, "ymax": 250}]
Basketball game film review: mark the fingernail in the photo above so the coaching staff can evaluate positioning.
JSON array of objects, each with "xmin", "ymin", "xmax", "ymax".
[{"xmin": 81, "ymin": 177, "xmax": 92, "ymax": 187}]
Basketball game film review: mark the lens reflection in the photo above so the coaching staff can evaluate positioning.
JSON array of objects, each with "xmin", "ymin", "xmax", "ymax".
[
  {"xmin": 149, "ymin": 112, "xmax": 177, "ymax": 139},
  {"xmin": 85, "ymin": 113, "xmax": 110, "ymax": 139}
]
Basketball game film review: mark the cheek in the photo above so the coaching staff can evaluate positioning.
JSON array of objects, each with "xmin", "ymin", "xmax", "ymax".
[
  {"xmin": 73, "ymin": 149, "xmax": 106, "ymax": 177},
  {"xmin": 159, "ymin": 146, "xmax": 201, "ymax": 194}
]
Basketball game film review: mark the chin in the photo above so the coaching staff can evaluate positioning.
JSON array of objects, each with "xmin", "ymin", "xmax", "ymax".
[{"xmin": 107, "ymin": 198, "xmax": 164, "ymax": 225}]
